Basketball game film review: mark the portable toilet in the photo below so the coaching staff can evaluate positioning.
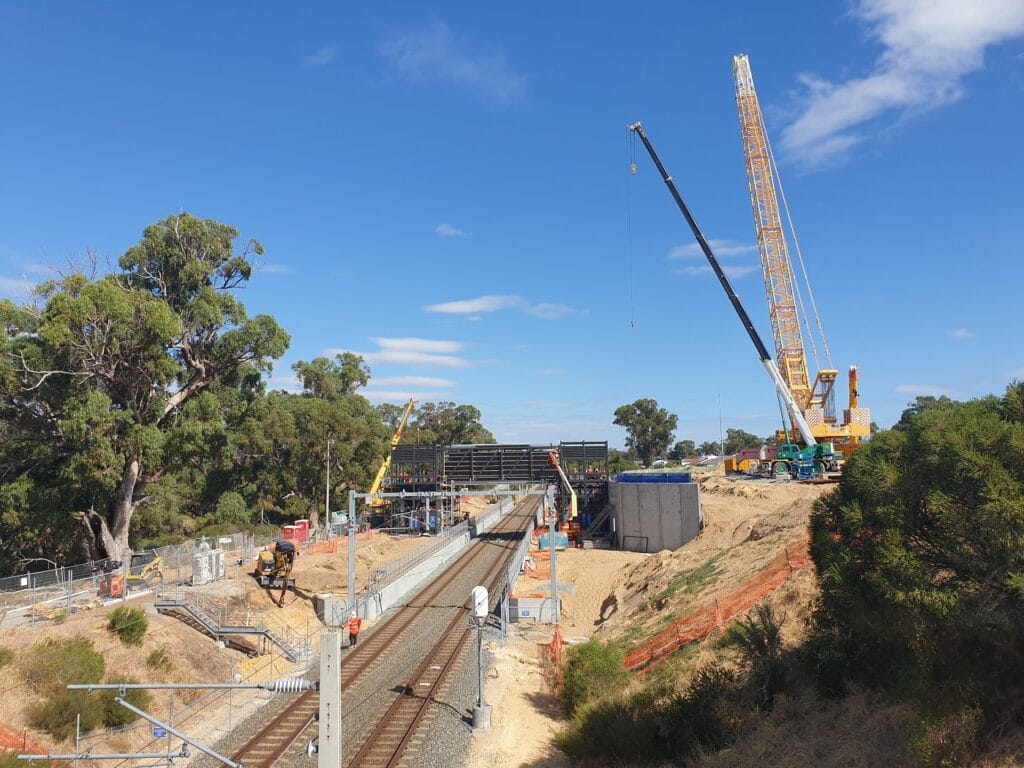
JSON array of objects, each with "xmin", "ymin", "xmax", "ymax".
[
  {"xmin": 282, "ymin": 525, "xmax": 299, "ymax": 542},
  {"xmin": 294, "ymin": 519, "xmax": 310, "ymax": 542}
]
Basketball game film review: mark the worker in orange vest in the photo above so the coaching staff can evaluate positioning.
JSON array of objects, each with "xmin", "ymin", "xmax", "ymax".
[{"xmin": 347, "ymin": 611, "xmax": 362, "ymax": 647}]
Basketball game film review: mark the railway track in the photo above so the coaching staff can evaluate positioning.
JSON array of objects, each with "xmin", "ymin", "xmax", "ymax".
[{"xmin": 229, "ymin": 496, "xmax": 538, "ymax": 768}]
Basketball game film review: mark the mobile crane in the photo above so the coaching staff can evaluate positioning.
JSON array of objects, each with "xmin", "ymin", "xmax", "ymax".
[
  {"xmin": 732, "ymin": 54, "xmax": 869, "ymax": 454},
  {"xmin": 368, "ymin": 397, "xmax": 417, "ymax": 507},
  {"xmin": 627, "ymin": 121, "xmax": 839, "ymax": 478}
]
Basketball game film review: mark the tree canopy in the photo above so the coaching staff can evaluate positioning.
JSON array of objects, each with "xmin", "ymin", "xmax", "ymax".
[
  {"xmin": 809, "ymin": 381, "xmax": 1024, "ymax": 710},
  {"xmin": 613, "ymin": 399, "xmax": 677, "ymax": 466}
]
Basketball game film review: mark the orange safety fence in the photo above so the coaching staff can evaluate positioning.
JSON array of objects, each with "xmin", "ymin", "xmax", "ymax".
[
  {"xmin": 0, "ymin": 725, "xmax": 47, "ymax": 756},
  {"xmin": 623, "ymin": 534, "xmax": 811, "ymax": 673},
  {"xmin": 547, "ymin": 625, "xmax": 565, "ymax": 686}
]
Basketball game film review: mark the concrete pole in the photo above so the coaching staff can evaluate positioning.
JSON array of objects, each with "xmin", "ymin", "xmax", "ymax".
[
  {"xmin": 325, "ymin": 438, "xmax": 332, "ymax": 531},
  {"xmin": 347, "ymin": 491, "xmax": 357, "ymax": 616},
  {"xmin": 318, "ymin": 631, "xmax": 342, "ymax": 768},
  {"xmin": 549, "ymin": 492, "xmax": 559, "ymax": 625}
]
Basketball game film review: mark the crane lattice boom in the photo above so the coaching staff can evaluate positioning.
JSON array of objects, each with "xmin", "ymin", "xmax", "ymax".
[{"xmin": 732, "ymin": 54, "xmax": 811, "ymax": 412}]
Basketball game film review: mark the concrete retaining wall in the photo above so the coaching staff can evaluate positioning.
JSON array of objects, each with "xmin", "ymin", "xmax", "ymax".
[{"xmin": 609, "ymin": 481, "xmax": 701, "ymax": 553}]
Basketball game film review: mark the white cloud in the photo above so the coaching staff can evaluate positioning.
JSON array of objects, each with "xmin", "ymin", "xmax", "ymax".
[
  {"xmin": 0, "ymin": 275, "xmax": 34, "ymax": 297},
  {"xmin": 781, "ymin": 0, "xmax": 1024, "ymax": 166},
  {"xmin": 425, "ymin": 295, "xmax": 523, "ymax": 314},
  {"xmin": 523, "ymin": 302, "xmax": 575, "ymax": 320},
  {"xmin": 329, "ymin": 337, "xmax": 471, "ymax": 368},
  {"xmin": 303, "ymin": 46, "xmax": 338, "ymax": 68},
  {"xmin": 379, "ymin": 21, "xmax": 526, "ymax": 107},
  {"xmin": 372, "ymin": 375, "xmax": 456, "ymax": 388},
  {"xmin": 947, "ymin": 328, "xmax": 975, "ymax": 339},
  {"xmin": 894, "ymin": 383, "xmax": 959, "ymax": 397},
  {"xmin": 668, "ymin": 240, "xmax": 757, "ymax": 260},
  {"xmin": 267, "ymin": 375, "xmax": 303, "ymax": 393},
  {"xmin": 260, "ymin": 263, "xmax": 293, "ymax": 275},
  {"xmin": 675, "ymin": 264, "xmax": 759, "ymax": 279},
  {"xmin": 435, "ymin": 223, "xmax": 466, "ymax": 237},
  {"xmin": 423, "ymin": 294, "xmax": 577, "ymax": 320}
]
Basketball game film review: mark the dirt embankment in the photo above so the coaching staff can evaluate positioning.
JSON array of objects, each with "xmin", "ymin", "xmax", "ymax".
[{"xmin": 465, "ymin": 473, "xmax": 830, "ymax": 768}]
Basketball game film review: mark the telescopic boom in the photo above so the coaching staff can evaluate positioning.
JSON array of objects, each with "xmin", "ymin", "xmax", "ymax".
[{"xmin": 626, "ymin": 121, "xmax": 816, "ymax": 446}]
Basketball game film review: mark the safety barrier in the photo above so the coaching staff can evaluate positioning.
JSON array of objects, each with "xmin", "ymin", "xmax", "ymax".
[{"xmin": 623, "ymin": 535, "xmax": 811, "ymax": 672}]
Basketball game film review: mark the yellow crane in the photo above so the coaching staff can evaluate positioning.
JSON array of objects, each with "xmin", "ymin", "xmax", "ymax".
[
  {"xmin": 368, "ymin": 397, "xmax": 417, "ymax": 507},
  {"xmin": 732, "ymin": 54, "xmax": 870, "ymax": 452}
]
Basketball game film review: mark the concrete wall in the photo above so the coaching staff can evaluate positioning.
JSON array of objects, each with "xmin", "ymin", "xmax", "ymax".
[{"xmin": 609, "ymin": 482, "xmax": 701, "ymax": 553}]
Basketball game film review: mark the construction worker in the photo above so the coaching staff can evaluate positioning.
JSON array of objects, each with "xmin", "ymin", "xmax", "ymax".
[{"xmin": 348, "ymin": 610, "xmax": 362, "ymax": 647}]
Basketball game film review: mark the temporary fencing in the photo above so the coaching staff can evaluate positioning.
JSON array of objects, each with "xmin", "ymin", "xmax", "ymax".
[
  {"xmin": 623, "ymin": 534, "xmax": 812, "ymax": 672},
  {"xmin": 0, "ymin": 724, "xmax": 46, "ymax": 755}
]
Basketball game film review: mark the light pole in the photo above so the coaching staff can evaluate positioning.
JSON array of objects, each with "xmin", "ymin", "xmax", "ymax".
[
  {"xmin": 471, "ymin": 586, "xmax": 491, "ymax": 729},
  {"xmin": 325, "ymin": 437, "xmax": 335, "ymax": 531}
]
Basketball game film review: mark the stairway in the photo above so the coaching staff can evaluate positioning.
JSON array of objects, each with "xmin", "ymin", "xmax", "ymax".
[{"xmin": 155, "ymin": 598, "xmax": 304, "ymax": 662}]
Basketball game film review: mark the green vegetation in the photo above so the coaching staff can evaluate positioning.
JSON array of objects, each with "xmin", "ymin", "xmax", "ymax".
[
  {"xmin": 0, "ymin": 645, "xmax": 13, "ymax": 667},
  {"xmin": 558, "ymin": 640, "xmax": 630, "ymax": 715},
  {"xmin": 655, "ymin": 555, "xmax": 721, "ymax": 603},
  {"xmin": 107, "ymin": 606, "xmax": 149, "ymax": 646},
  {"xmin": 146, "ymin": 648, "xmax": 174, "ymax": 672},
  {"xmin": 558, "ymin": 382, "xmax": 1024, "ymax": 766},
  {"xmin": 613, "ymin": 398, "xmax": 678, "ymax": 466},
  {"xmin": 0, "ymin": 213, "xmax": 496, "ymax": 572},
  {"xmin": 20, "ymin": 636, "xmax": 105, "ymax": 692},
  {"xmin": 0, "ymin": 752, "xmax": 24, "ymax": 768}
]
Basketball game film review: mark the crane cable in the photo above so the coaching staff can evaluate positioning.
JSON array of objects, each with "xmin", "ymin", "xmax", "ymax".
[
  {"xmin": 625, "ymin": 128, "xmax": 637, "ymax": 328},
  {"xmin": 762, "ymin": 111, "xmax": 833, "ymax": 370}
]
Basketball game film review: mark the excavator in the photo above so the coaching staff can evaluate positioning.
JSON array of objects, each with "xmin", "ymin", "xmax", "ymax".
[
  {"xmin": 367, "ymin": 397, "xmax": 417, "ymax": 509},
  {"xmin": 254, "ymin": 540, "xmax": 296, "ymax": 606},
  {"xmin": 627, "ymin": 121, "xmax": 840, "ymax": 480}
]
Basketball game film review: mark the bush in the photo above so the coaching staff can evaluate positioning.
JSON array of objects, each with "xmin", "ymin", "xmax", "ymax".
[
  {"xmin": 0, "ymin": 752, "xmax": 25, "ymax": 768},
  {"xmin": 29, "ymin": 690, "xmax": 104, "ymax": 741},
  {"xmin": 663, "ymin": 662, "xmax": 742, "ymax": 758},
  {"xmin": 97, "ymin": 677, "xmax": 152, "ymax": 728},
  {"xmin": 0, "ymin": 646, "xmax": 13, "ymax": 667},
  {"xmin": 146, "ymin": 649, "xmax": 174, "ymax": 672},
  {"xmin": 555, "ymin": 687, "xmax": 665, "ymax": 763},
  {"xmin": 724, "ymin": 602, "xmax": 786, "ymax": 708},
  {"xmin": 20, "ymin": 636, "xmax": 105, "ymax": 693},
  {"xmin": 558, "ymin": 639, "xmax": 630, "ymax": 715},
  {"xmin": 107, "ymin": 605, "xmax": 148, "ymax": 646}
]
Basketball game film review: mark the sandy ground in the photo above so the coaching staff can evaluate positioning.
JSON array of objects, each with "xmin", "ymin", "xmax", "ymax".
[
  {"xmin": 0, "ymin": 530, "xmax": 431, "ymax": 758},
  {"xmin": 465, "ymin": 473, "xmax": 830, "ymax": 768}
]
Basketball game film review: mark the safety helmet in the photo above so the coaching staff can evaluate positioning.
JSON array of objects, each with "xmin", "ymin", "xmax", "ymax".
[{"xmin": 350, "ymin": 611, "xmax": 357, "ymax": 617}]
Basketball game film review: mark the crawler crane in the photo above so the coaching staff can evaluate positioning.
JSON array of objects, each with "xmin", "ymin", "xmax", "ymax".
[
  {"xmin": 627, "ymin": 121, "xmax": 839, "ymax": 478},
  {"xmin": 733, "ymin": 54, "xmax": 870, "ymax": 454}
]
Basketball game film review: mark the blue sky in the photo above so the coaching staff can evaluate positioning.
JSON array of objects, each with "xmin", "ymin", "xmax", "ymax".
[{"xmin": 2, "ymin": 2, "xmax": 1023, "ymax": 448}]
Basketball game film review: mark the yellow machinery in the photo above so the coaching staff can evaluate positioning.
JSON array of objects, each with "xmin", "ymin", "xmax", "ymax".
[
  {"xmin": 254, "ymin": 540, "xmax": 296, "ymax": 604},
  {"xmin": 368, "ymin": 397, "xmax": 417, "ymax": 508},
  {"xmin": 733, "ymin": 54, "xmax": 870, "ymax": 448},
  {"xmin": 547, "ymin": 450, "xmax": 578, "ymax": 521}
]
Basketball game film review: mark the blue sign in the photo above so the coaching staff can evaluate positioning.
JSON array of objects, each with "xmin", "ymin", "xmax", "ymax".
[{"xmin": 152, "ymin": 727, "xmax": 167, "ymax": 738}]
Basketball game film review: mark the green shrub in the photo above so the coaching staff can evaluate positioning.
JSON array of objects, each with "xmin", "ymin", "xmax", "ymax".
[
  {"xmin": 724, "ymin": 602, "xmax": 786, "ymax": 708},
  {"xmin": 0, "ymin": 646, "xmax": 13, "ymax": 667},
  {"xmin": 558, "ymin": 639, "xmax": 630, "ymax": 715},
  {"xmin": 146, "ymin": 649, "xmax": 174, "ymax": 672},
  {"xmin": 29, "ymin": 690, "xmax": 104, "ymax": 741},
  {"xmin": 0, "ymin": 752, "xmax": 25, "ymax": 768},
  {"xmin": 663, "ymin": 662, "xmax": 742, "ymax": 757},
  {"xmin": 20, "ymin": 636, "xmax": 105, "ymax": 693},
  {"xmin": 555, "ymin": 687, "xmax": 664, "ymax": 763},
  {"xmin": 97, "ymin": 677, "xmax": 152, "ymax": 728},
  {"xmin": 107, "ymin": 605, "xmax": 148, "ymax": 646},
  {"xmin": 51, "ymin": 608, "xmax": 68, "ymax": 624}
]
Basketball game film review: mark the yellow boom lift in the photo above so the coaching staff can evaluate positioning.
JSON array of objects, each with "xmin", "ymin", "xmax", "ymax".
[
  {"xmin": 732, "ymin": 54, "xmax": 870, "ymax": 454},
  {"xmin": 368, "ymin": 397, "xmax": 417, "ymax": 508}
]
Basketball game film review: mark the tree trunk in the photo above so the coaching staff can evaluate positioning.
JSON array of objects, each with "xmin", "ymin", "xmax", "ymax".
[{"xmin": 108, "ymin": 455, "xmax": 141, "ymax": 568}]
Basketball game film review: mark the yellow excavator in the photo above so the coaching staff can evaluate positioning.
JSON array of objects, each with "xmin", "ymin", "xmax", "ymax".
[
  {"xmin": 254, "ymin": 540, "xmax": 296, "ymax": 606},
  {"xmin": 368, "ymin": 397, "xmax": 417, "ymax": 508}
]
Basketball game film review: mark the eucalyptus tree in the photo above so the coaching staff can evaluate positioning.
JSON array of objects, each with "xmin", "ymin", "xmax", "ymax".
[{"xmin": 0, "ymin": 214, "xmax": 289, "ymax": 565}]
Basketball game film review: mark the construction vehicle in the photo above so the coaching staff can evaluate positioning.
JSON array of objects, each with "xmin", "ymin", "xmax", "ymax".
[
  {"xmin": 368, "ymin": 397, "xmax": 417, "ymax": 508},
  {"xmin": 627, "ymin": 121, "xmax": 839, "ymax": 479},
  {"xmin": 732, "ymin": 54, "xmax": 869, "ymax": 455},
  {"xmin": 125, "ymin": 549, "xmax": 163, "ymax": 590},
  {"xmin": 547, "ymin": 450, "xmax": 578, "ymax": 520},
  {"xmin": 254, "ymin": 540, "xmax": 296, "ymax": 605}
]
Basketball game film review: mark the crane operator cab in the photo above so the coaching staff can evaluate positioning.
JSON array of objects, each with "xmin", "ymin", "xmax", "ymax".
[{"xmin": 254, "ymin": 539, "xmax": 297, "ymax": 605}]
